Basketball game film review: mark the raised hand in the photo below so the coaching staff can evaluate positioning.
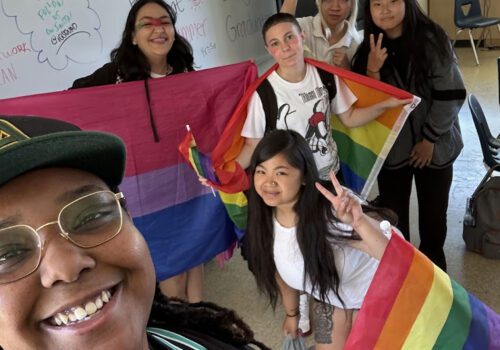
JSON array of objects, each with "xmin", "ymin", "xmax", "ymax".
[
  {"xmin": 316, "ymin": 172, "xmax": 390, "ymax": 260},
  {"xmin": 367, "ymin": 33, "xmax": 388, "ymax": 73},
  {"xmin": 315, "ymin": 171, "xmax": 364, "ymax": 228}
]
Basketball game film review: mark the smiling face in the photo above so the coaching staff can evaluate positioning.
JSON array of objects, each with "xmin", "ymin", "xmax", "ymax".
[
  {"xmin": 132, "ymin": 2, "xmax": 175, "ymax": 66},
  {"xmin": 0, "ymin": 168, "xmax": 156, "ymax": 350},
  {"xmin": 253, "ymin": 153, "xmax": 304, "ymax": 213},
  {"xmin": 264, "ymin": 21, "xmax": 305, "ymax": 69},
  {"xmin": 320, "ymin": 0, "xmax": 352, "ymax": 30},
  {"xmin": 370, "ymin": 0, "xmax": 406, "ymax": 39}
]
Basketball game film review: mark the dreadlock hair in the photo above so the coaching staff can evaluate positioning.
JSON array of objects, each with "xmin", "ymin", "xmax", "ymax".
[{"xmin": 148, "ymin": 286, "xmax": 270, "ymax": 349}]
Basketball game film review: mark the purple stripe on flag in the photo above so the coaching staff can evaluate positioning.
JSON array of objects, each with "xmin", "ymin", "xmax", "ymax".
[
  {"xmin": 198, "ymin": 151, "xmax": 219, "ymax": 184},
  {"xmin": 121, "ymin": 163, "xmax": 212, "ymax": 217},
  {"xmin": 464, "ymin": 293, "xmax": 489, "ymax": 350},
  {"xmin": 486, "ymin": 305, "xmax": 500, "ymax": 349}
]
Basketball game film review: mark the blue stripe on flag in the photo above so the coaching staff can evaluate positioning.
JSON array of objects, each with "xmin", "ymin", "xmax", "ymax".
[
  {"xmin": 134, "ymin": 194, "xmax": 235, "ymax": 280},
  {"xmin": 463, "ymin": 293, "xmax": 489, "ymax": 350},
  {"xmin": 339, "ymin": 162, "xmax": 366, "ymax": 194}
]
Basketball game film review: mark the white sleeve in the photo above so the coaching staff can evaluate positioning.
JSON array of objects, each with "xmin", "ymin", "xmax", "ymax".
[
  {"xmin": 296, "ymin": 16, "xmax": 314, "ymax": 34},
  {"xmin": 241, "ymin": 91, "xmax": 266, "ymax": 138},
  {"xmin": 331, "ymin": 75, "xmax": 357, "ymax": 115}
]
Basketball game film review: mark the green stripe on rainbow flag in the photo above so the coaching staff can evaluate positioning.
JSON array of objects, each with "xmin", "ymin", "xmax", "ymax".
[{"xmin": 345, "ymin": 234, "xmax": 500, "ymax": 349}]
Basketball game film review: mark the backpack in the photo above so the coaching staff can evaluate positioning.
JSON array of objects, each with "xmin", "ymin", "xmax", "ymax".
[
  {"xmin": 256, "ymin": 67, "xmax": 337, "ymax": 134},
  {"xmin": 463, "ymin": 164, "xmax": 500, "ymax": 259}
]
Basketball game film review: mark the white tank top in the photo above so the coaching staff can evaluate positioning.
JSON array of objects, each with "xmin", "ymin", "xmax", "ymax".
[{"xmin": 273, "ymin": 218, "xmax": 379, "ymax": 309}]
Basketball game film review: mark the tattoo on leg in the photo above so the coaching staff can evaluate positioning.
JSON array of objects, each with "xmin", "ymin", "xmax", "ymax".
[{"xmin": 314, "ymin": 301, "xmax": 334, "ymax": 344}]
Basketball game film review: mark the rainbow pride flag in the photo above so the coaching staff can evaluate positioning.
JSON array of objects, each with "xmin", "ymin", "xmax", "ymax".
[
  {"xmin": 178, "ymin": 128, "xmax": 247, "ymax": 232},
  {"xmin": 209, "ymin": 58, "xmax": 419, "ymax": 199},
  {"xmin": 345, "ymin": 233, "xmax": 500, "ymax": 349},
  {"xmin": 0, "ymin": 61, "xmax": 257, "ymax": 280}
]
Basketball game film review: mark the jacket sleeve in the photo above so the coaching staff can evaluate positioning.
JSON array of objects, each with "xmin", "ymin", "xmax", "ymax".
[
  {"xmin": 70, "ymin": 62, "xmax": 119, "ymax": 89},
  {"xmin": 421, "ymin": 46, "xmax": 466, "ymax": 143}
]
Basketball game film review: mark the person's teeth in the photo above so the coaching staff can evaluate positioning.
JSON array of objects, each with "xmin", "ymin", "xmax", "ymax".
[
  {"xmin": 95, "ymin": 297, "xmax": 103, "ymax": 309},
  {"xmin": 85, "ymin": 301, "xmax": 97, "ymax": 315},
  {"xmin": 59, "ymin": 313, "xmax": 69, "ymax": 325},
  {"xmin": 50, "ymin": 288, "xmax": 113, "ymax": 326},
  {"xmin": 74, "ymin": 307, "xmax": 87, "ymax": 321}
]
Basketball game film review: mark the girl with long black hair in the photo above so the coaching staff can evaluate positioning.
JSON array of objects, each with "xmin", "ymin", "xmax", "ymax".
[
  {"xmin": 352, "ymin": 0, "xmax": 466, "ymax": 271},
  {"xmin": 246, "ymin": 129, "xmax": 396, "ymax": 349}
]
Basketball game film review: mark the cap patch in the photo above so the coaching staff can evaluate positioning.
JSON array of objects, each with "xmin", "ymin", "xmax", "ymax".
[{"xmin": 0, "ymin": 120, "xmax": 30, "ymax": 149}]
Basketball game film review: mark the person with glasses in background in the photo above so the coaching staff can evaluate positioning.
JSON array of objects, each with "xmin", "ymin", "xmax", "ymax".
[
  {"xmin": 0, "ymin": 116, "xmax": 269, "ymax": 350},
  {"xmin": 71, "ymin": 0, "xmax": 204, "ymax": 305}
]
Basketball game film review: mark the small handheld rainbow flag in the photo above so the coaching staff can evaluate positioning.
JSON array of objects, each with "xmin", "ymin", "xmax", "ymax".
[
  {"xmin": 178, "ymin": 127, "xmax": 247, "ymax": 233},
  {"xmin": 345, "ymin": 234, "xmax": 500, "ymax": 349},
  {"xmin": 179, "ymin": 125, "xmax": 217, "ymax": 197}
]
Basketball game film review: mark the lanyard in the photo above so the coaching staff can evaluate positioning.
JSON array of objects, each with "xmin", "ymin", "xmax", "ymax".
[{"xmin": 147, "ymin": 327, "xmax": 207, "ymax": 350}]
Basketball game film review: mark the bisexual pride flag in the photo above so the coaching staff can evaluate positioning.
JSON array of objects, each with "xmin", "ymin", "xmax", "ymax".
[
  {"xmin": 0, "ymin": 61, "xmax": 257, "ymax": 280},
  {"xmin": 345, "ymin": 234, "xmax": 500, "ymax": 349}
]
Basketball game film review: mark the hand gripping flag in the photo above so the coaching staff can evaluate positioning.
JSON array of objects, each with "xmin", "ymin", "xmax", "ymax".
[
  {"xmin": 345, "ymin": 233, "xmax": 500, "ymax": 349},
  {"xmin": 178, "ymin": 126, "xmax": 247, "ymax": 234},
  {"xmin": 0, "ymin": 61, "xmax": 258, "ymax": 280},
  {"xmin": 208, "ymin": 58, "xmax": 420, "ymax": 200}
]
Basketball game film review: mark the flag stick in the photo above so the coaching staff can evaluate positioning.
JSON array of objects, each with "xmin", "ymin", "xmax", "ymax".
[{"xmin": 186, "ymin": 124, "xmax": 216, "ymax": 197}]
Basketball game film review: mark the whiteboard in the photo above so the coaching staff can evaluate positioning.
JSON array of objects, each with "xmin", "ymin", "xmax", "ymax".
[{"xmin": 0, "ymin": 0, "xmax": 276, "ymax": 99}]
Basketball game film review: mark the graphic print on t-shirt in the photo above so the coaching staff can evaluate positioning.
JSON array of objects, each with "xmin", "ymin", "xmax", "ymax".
[
  {"xmin": 242, "ymin": 64, "xmax": 359, "ymax": 178},
  {"xmin": 304, "ymin": 98, "xmax": 330, "ymax": 158},
  {"xmin": 276, "ymin": 83, "xmax": 333, "ymax": 168}
]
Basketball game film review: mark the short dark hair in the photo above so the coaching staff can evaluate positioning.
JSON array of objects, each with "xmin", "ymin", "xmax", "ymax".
[{"xmin": 261, "ymin": 12, "xmax": 302, "ymax": 44}]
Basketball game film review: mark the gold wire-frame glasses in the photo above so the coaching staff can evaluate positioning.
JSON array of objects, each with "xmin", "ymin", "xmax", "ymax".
[{"xmin": 0, "ymin": 190, "xmax": 124, "ymax": 284}]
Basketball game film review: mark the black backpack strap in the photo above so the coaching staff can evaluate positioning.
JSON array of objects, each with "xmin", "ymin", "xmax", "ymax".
[
  {"xmin": 317, "ymin": 67, "xmax": 336, "ymax": 102},
  {"xmin": 256, "ymin": 78, "xmax": 278, "ymax": 134},
  {"xmin": 256, "ymin": 68, "xmax": 335, "ymax": 134}
]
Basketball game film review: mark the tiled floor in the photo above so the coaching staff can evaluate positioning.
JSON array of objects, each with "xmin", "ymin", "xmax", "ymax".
[{"xmin": 203, "ymin": 47, "xmax": 500, "ymax": 349}]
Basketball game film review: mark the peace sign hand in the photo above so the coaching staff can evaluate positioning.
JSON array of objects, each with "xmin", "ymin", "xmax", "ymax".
[
  {"xmin": 367, "ymin": 33, "xmax": 388, "ymax": 73},
  {"xmin": 315, "ymin": 171, "xmax": 364, "ymax": 229}
]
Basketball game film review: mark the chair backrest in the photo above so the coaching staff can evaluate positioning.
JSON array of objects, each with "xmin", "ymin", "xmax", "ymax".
[
  {"xmin": 468, "ymin": 94, "xmax": 499, "ymax": 168},
  {"xmin": 455, "ymin": 0, "xmax": 483, "ymax": 27}
]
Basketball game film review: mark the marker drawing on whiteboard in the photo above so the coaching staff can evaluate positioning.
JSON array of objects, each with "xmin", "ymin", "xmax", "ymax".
[{"xmin": 1, "ymin": 0, "xmax": 103, "ymax": 70}]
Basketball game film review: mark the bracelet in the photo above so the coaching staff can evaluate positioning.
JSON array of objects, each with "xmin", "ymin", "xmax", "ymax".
[
  {"xmin": 367, "ymin": 68, "xmax": 380, "ymax": 74},
  {"xmin": 285, "ymin": 311, "xmax": 299, "ymax": 318},
  {"xmin": 379, "ymin": 220, "xmax": 392, "ymax": 236}
]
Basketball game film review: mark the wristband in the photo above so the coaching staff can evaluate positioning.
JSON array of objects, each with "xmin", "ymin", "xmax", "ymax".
[
  {"xmin": 379, "ymin": 220, "xmax": 392, "ymax": 236},
  {"xmin": 285, "ymin": 311, "xmax": 299, "ymax": 318},
  {"xmin": 367, "ymin": 68, "xmax": 380, "ymax": 74}
]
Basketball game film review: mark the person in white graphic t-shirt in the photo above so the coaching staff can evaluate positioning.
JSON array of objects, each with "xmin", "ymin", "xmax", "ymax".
[{"xmin": 237, "ymin": 13, "xmax": 411, "ymax": 180}]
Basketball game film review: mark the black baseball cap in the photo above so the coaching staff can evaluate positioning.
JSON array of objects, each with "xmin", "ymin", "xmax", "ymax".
[{"xmin": 0, "ymin": 116, "xmax": 126, "ymax": 188}]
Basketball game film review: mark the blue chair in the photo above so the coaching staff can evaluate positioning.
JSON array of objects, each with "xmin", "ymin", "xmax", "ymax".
[
  {"xmin": 468, "ymin": 94, "xmax": 500, "ymax": 168},
  {"xmin": 454, "ymin": 0, "xmax": 500, "ymax": 65}
]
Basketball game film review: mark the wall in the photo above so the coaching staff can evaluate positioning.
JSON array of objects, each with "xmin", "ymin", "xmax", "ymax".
[
  {"xmin": 430, "ymin": 0, "xmax": 500, "ymax": 43},
  {"xmin": 0, "ymin": 0, "xmax": 276, "ymax": 99}
]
